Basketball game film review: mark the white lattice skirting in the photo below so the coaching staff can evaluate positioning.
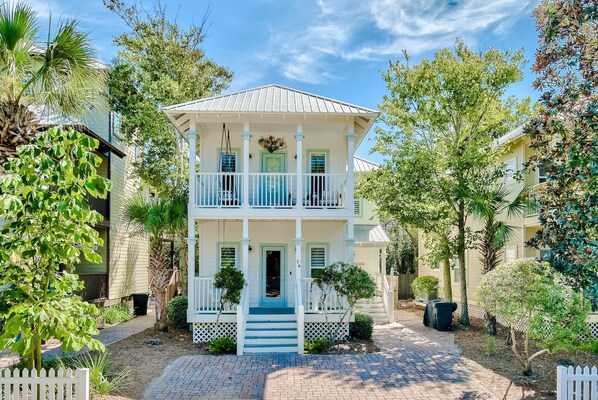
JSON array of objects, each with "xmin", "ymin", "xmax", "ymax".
[
  {"xmin": 305, "ymin": 322, "xmax": 349, "ymax": 342},
  {"xmin": 454, "ymin": 304, "xmax": 598, "ymax": 340},
  {"xmin": 193, "ymin": 322, "xmax": 237, "ymax": 343}
]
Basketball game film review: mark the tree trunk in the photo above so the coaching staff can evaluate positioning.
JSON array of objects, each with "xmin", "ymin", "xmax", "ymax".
[
  {"xmin": 0, "ymin": 101, "xmax": 41, "ymax": 164},
  {"xmin": 442, "ymin": 258, "xmax": 452, "ymax": 301},
  {"xmin": 484, "ymin": 308, "xmax": 497, "ymax": 336},
  {"xmin": 458, "ymin": 200, "xmax": 470, "ymax": 326},
  {"xmin": 149, "ymin": 241, "xmax": 172, "ymax": 332}
]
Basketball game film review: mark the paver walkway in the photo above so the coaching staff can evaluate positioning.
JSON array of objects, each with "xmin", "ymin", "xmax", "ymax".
[
  {"xmin": 0, "ymin": 311, "xmax": 155, "ymax": 368},
  {"xmin": 143, "ymin": 313, "xmax": 495, "ymax": 400}
]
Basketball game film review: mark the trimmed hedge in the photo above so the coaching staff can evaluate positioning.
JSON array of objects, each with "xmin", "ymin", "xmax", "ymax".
[
  {"xmin": 167, "ymin": 296, "xmax": 188, "ymax": 329},
  {"xmin": 350, "ymin": 312, "xmax": 373, "ymax": 340}
]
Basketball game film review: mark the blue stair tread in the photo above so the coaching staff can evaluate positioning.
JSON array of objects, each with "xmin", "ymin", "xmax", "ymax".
[
  {"xmin": 245, "ymin": 336, "xmax": 297, "ymax": 339},
  {"xmin": 249, "ymin": 307, "xmax": 294, "ymax": 315},
  {"xmin": 244, "ymin": 343, "xmax": 297, "ymax": 348},
  {"xmin": 247, "ymin": 320, "xmax": 296, "ymax": 323},
  {"xmin": 246, "ymin": 327, "xmax": 296, "ymax": 331}
]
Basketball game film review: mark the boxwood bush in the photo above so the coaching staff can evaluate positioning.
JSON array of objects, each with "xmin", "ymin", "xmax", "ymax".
[
  {"xmin": 411, "ymin": 275, "xmax": 439, "ymax": 299},
  {"xmin": 350, "ymin": 312, "xmax": 373, "ymax": 340},
  {"xmin": 167, "ymin": 296, "xmax": 188, "ymax": 329}
]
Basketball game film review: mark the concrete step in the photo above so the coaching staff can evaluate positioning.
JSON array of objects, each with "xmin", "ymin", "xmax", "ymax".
[
  {"xmin": 245, "ymin": 336, "xmax": 298, "ymax": 346},
  {"xmin": 247, "ymin": 314, "xmax": 297, "ymax": 322},
  {"xmin": 244, "ymin": 344, "xmax": 298, "ymax": 354},
  {"xmin": 246, "ymin": 321, "xmax": 297, "ymax": 330},
  {"xmin": 245, "ymin": 327, "xmax": 297, "ymax": 337}
]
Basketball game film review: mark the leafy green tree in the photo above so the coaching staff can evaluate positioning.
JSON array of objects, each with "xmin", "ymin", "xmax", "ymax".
[
  {"xmin": 104, "ymin": 0, "xmax": 233, "ymax": 195},
  {"xmin": 470, "ymin": 185, "xmax": 531, "ymax": 334},
  {"xmin": 382, "ymin": 220, "xmax": 416, "ymax": 274},
  {"xmin": 0, "ymin": 1, "xmax": 105, "ymax": 163},
  {"xmin": 525, "ymin": 0, "xmax": 598, "ymax": 308},
  {"xmin": 122, "ymin": 193, "xmax": 187, "ymax": 331},
  {"xmin": 362, "ymin": 39, "xmax": 530, "ymax": 325},
  {"xmin": 0, "ymin": 127, "xmax": 110, "ymax": 370},
  {"xmin": 476, "ymin": 259, "xmax": 590, "ymax": 375}
]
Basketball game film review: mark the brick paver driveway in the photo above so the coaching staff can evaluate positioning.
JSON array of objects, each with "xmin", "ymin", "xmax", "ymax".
[{"xmin": 143, "ymin": 318, "xmax": 494, "ymax": 400}]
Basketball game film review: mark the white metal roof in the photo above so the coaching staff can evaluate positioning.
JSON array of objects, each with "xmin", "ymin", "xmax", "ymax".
[
  {"xmin": 354, "ymin": 156, "xmax": 380, "ymax": 173},
  {"xmin": 354, "ymin": 224, "xmax": 391, "ymax": 244},
  {"xmin": 497, "ymin": 124, "xmax": 525, "ymax": 146},
  {"xmin": 164, "ymin": 84, "xmax": 378, "ymax": 115}
]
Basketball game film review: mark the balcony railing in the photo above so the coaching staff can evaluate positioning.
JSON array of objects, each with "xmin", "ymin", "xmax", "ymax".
[
  {"xmin": 302, "ymin": 278, "xmax": 347, "ymax": 313},
  {"xmin": 195, "ymin": 172, "xmax": 347, "ymax": 209},
  {"xmin": 193, "ymin": 277, "xmax": 237, "ymax": 313}
]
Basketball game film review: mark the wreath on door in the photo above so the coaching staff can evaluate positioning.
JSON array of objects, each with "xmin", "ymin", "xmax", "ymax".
[{"xmin": 258, "ymin": 135, "xmax": 287, "ymax": 153}]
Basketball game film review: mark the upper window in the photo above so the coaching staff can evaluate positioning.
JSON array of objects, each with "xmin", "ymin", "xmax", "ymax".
[
  {"xmin": 219, "ymin": 245, "xmax": 238, "ymax": 270},
  {"xmin": 503, "ymin": 157, "xmax": 517, "ymax": 183},
  {"xmin": 310, "ymin": 153, "xmax": 326, "ymax": 174},
  {"xmin": 538, "ymin": 164, "xmax": 547, "ymax": 184},
  {"xmin": 220, "ymin": 152, "xmax": 237, "ymax": 172},
  {"xmin": 309, "ymin": 245, "xmax": 328, "ymax": 278}
]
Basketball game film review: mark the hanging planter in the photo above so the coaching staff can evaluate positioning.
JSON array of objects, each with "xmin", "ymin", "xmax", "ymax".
[{"xmin": 258, "ymin": 136, "xmax": 287, "ymax": 153}]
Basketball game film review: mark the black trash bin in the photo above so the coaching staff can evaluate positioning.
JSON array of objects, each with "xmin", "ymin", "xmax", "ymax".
[
  {"xmin": 132, "ymin": 293, "xmax": 149, "ymax": 316},
  {"xmin": 423, "ymin": 299, "xmax": 440, "ymax": 327},
  {"xmin": 434, "ymin": 302, "xmax": 458, "ymax": 331}
]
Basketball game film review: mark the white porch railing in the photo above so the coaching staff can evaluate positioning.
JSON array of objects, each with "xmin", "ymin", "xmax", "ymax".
[
  {"xmin": 303, "ymin": 174, "xmax": 346, "ymax": 208},
  {"xmin": 377, "ymin": 273, "xmax": 394, "ymax": 323},
  {"xmin": 249, "ymin": 173, "xmax": 296, "ymax": 207},
  {"xmin": 302, "ymin": 278, "xmax": 347, "ymax": 313},
  {"xmin": 196, "ymin": 172, "xmax": 243, "ymax": 207},
  {"xmin": 0, "ymin": 368, "xmax": 89, "ymax": 400},
  {"xmin": 557, "ymin": 366, "xmax": 598, "ymax": 400},
  {"xmin": 194, "ymin": 172, "xmax": 347, "ymax": 209},
  {"xmin": 193, "ymin": 277, "xmax": 237, "ymax": 313},
  {"xmin": 236, "ymin": 284, "xmax": 248, "ymax": 354},
  {"xmin": 295, "ymin": 278, "xmax": 305, "ymax": 354}
]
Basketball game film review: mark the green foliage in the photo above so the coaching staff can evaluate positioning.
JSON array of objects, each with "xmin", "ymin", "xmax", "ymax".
[
  {"xmin": 476, "ymin": 258, "xmax": 591, "ymax": 373},
  {"xmin": 103, "ymin": 303, "xmax": 133, "ymax": 325},
  {"xmin": 486, "ymin": 335, "xmax": 497, "ymax": 356},
  {"xmin": 304, "ymin": 338, "xmax": 331, "ymax": 353},
  {"xmin": 525, "ymin": 0, "xmax": 598, "ymax": 308},
  {"xmin": 0, "ymin": 127, "xmax": 110, "ymax": 370},
  {"xmin": 214, "ymin": 266, "xmax": 246, "ymax": 309},
  {"xmin": 350, "ymin": 313, "xmax": 374, "ymax": 341},
  {"xmin": 167, "ymin": 296, "xmax": 188, "ymax": 329},
  {"xmin": 207, "ymin": 336, "xmax": 236, "ymax": 355},
  {"xmin": 65, "ymin": 352, "xmax": 130, "ymax": 398},
  {"xmin": 0, "ymin": 1, "xmax": 105, "ymax": 161},
  {"xmin": 383, "ymin": 220, "xmax": 417, "ymax": 274},
  {"xmin": 358, "ymin": 38, "xmax": 532, "ymax": 325},
  {"xmin": 104, "ymin": 0, "xmax": 233, "ymax": 195},
  {"xmin": 313, "ymin": 262, "xmax": 376, "ymax": 309},
  {"xmin": 411, "ymin": 276, "xmax": 439, "ymax": 298}
]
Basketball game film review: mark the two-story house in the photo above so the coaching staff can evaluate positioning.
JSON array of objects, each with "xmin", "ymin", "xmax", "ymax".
[
  {"xmin": 37, "ymin": 108, "xmax": 150, "ymax": 306},
  {"xmin": 164, "ymin": 85, "xmax": 379, "ymax": 354}
]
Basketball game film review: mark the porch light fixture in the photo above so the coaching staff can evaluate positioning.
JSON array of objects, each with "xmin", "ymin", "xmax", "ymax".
[{"xmin": 248, "ymin": 245, "xmax": 253, "ymax": 252}]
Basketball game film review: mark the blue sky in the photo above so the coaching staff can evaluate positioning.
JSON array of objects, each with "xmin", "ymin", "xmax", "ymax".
[{"xmin": 30, "ymin": 0, "xmax": 540, "ymax": 161}]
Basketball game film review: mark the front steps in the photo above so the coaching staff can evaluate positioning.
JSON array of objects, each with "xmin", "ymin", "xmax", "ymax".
[
  {"xmin": 355, "ymin": 296, "xmax": 389, "ymax": 323},
  {"xmin": 243, "ymin": 309, "xmax": 298, "ymax": 354}
]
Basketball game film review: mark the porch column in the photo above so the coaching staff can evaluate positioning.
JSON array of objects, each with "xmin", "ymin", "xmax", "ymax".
[
  {"xmin": 294, "ymin": 218, "xmax": 302, "ymax": 278},
  {"xmin": 242, "ymin": 123, "xmax": 251, "ymax": 209},
  {"xmin": 295, "ymin": 124, "xmax": 304, "ymax": 210},
  {"xmin": 346, "ymin": 126, "xmax": 356, "ymax": 263},
  {"xmin": 241, "ymin": 217, "xmax": 249, "ymax": 278},
  {"xmin": 187, "ymin": 122, "xmax": 197, "ymax": 316}
]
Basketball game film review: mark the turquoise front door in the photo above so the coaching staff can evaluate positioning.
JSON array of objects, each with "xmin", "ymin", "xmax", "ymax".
[
  {"xmin": 260, "ymin": 152, "xmax": 286, "ymax": 205},
  {"xmin": 261, "ymin": 245, "xmax": 287, "ymax": 307}
]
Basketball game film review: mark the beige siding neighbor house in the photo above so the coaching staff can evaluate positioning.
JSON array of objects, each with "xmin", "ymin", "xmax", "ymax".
[
  {"xmin": 164, "ymin": 84, "xmax": 389, "ymax": 354},
  {"xmin": 38, "ymin": 109, "xmax": 150, "ymax": 305}
]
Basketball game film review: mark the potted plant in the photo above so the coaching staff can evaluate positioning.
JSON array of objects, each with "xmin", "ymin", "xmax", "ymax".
[
  {"xmin": 258, "ymin": 136, "xmax": 287, "ymax": 153},
  {"xmin": 411, "ymin": 275, "xmax": 439, "ymax": 302}
]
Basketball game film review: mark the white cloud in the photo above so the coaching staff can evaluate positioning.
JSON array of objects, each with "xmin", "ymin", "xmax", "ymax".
[{"xmin": 264, "ymin": 0, "xmax": 536, "ymax": 84}]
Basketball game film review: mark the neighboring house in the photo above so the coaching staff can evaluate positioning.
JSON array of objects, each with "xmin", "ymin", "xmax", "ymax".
[
  {"xmin": 417, "ymin": 125, "xmax": 598, "ymax": 338},
  {"xmin": 37, "ymin": 108, "xmax": 150, "ymax": 306},
  {"xmin": 353, "ymin": 157, "xmax": 393, "ymax": 323},
  {"xmin": 164, "ymin": 84, "xmax": 380, "ymax": 354}
]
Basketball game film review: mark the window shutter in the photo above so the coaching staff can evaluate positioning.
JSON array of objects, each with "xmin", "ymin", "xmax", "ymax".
[
  {"xmin": 354, "ymin": 200, "xmax": 361, "ymax": 216},
  {"xmin": 220, "ymin": 246, "xmax": 237, "ymax": 269},
  {"xmin": 310, "ymin": 247, "xmax": 326, "ymax": 269},
  {"xmin": 310, "ymin": 154, "xmax": 326, "ymax": 174},
  {"xmin": 220, "ymin": 153, "xmax": 237, "ymax": 172}
]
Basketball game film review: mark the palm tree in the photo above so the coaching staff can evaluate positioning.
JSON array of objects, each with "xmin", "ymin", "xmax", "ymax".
[
  {"xmin": 123, "ymin": 193, "xmax": 187, "ymax": 331},
  {"xmin": 471, "ymin": 184, "xmax": 531, "ymax": 335},
  {"xmin": 0, "ymin": 1, "xmax": 104, "ymax": 163}
]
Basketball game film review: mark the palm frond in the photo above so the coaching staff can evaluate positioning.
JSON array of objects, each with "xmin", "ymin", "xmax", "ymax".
[
  {"xmin": 0, "ymin": 2, "xmax": 37, "ymax": 52},
  {"xmin": 492, "ymin": 222, "xmax": 515, "ymax": 251}
]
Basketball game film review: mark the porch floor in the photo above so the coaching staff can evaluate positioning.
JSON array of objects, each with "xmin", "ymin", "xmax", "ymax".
[{"xmin": 249, "ymin": 307, "xmax": 294, "ymax": 315}]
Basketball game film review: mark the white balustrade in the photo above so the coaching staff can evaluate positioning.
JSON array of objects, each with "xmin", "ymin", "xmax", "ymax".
[
  {"xmin": 303, "ymin": 174, "xmax": 347, "ymax": 208},
  {"xmin": 194, "ymin": 277, "xmax": 237, "ymax": 313},
  {"xmin": 196, "ymin": 172, "xmax": 243, "ymax": 207},
  {"xmin": 378, "ymin": 273, "xmax": 394, "ymax": 323},
  {"xmin": 301, "ymin": 278, "xmax": 346, "ymax": 313},
  {"xmin": 249, "ymin": 173, "xmax": 296, "ymax": 207}
]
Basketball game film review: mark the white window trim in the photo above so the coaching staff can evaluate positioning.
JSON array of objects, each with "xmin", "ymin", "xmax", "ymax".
[
  {"xmin": 307, "ymin": 151, "xmax": 328, "ymax": 174},
  {"xmin": 218, "ymin": 149, "xmax": 240, "ymax": 172},
  {"xmin": 308, "ymin": 243, "xmax": 329, "ymax": 277},
  {"xmin": 218, "ymin": 243, "xmax": 239, "ymax": 270}
]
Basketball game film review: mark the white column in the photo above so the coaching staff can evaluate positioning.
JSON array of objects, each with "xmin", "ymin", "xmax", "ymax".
[
  {"xmin": 295, "ymin": 125, "xmax": 304, "ymax": 210},
  {"xmin": 241, "ymin": 217, "xmax": 249, "ymax": 278},
  {"xmin": 242, "ymin": 123, "xmax": 251, "ymax": 209},
  {"xmin": 295, "ymin": 218, "xmax": 302, "ymax": 278},
  {"xmin": 187, "ymin": 122, "xmax": 197, "ymax": 317},
  {"xmin": 346, "ymin": 126, "xmax": 356, "ymax": 263}
]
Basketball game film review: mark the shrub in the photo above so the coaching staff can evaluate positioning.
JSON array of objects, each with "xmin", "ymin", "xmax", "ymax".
[
  {"xmin": 103, "ymin": 303, "xmax": 133, "ymax": 325},
  {"xmin": 350, "ymin": 312, "xmax": 374, "ymax": 340},
  {"xmin": 411, "ymin": 275, "xmax": 439, "ymax": 299},
  {"xmin": 486, "ymin": 335, "xmax": 497, "ymax": 356},
  {"xmin": 207, "ymin": 336, "xmax": 236, "ymax": 355},
  {"xmin": 304, "ymin": 338, "xmax": 331, "ymax": 353},
  {"xmin": 214, "ymin": 266, "xmax": 246, "ymax": 309},
  {"xmin": 61, "ymin": 352, "xmax": 129, "ymax": 399},
  {"xmin": 167, "ymin": 296, "xmax": 188, "ymax": 329}
]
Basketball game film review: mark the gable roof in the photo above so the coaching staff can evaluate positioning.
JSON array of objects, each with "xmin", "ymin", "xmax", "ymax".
[
  {"xmin": 497, "ymin": 124, "xmax": 525, "ymax": 146},
  {"xmin": 163, "ymin": 84, "xmax": 379, "ymax": 144},
  {"xmin": 354, "ymin": 156, "xmax": 380, "ymax": 173}
]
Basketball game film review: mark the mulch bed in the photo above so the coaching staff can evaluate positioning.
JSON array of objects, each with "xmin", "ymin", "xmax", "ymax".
[{"xmin": 319, "ymin": 339, "xmax": 379, "ymax": 354}]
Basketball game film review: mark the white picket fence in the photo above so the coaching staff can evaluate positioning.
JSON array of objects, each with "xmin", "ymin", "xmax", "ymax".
[
  {"xmin": 557, "ymin": 366, "xmax": 598, "ymax": 400},
  {"xmin": 0, "ymin": 368, "xmax": 89, "ymax": 400}
]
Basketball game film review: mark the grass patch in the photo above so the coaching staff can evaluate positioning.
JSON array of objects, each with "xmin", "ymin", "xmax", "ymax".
[{"xmin": 103, "ymin": 303, "xmax": 134, "ymax": 325}]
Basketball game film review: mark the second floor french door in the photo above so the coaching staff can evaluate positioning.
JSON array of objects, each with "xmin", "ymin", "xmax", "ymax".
[{"xmin": 259, "ymin": 152, "xmax": 288, "ymax": 206}]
